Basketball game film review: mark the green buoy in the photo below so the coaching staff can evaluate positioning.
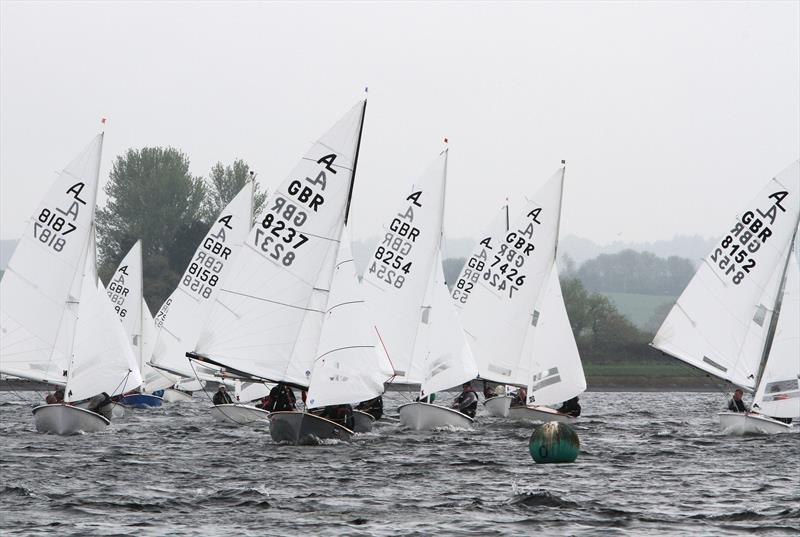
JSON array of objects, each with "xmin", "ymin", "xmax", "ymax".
[{"xmin": 529, "ymin": 421, "xmax": 580, "ymax": 463}]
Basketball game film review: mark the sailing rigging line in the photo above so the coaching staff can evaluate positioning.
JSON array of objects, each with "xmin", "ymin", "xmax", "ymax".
[{"xmin": 218, "ymin": 289, "xmax": 326, "ymax": 314}]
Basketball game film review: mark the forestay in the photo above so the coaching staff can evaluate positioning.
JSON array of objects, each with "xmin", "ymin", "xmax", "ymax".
[
  {"xmin": 455, "ymin": 169, "xmax": 566, "ymax": 387},
  {"xmin": 522, "ymin": 262, "xmax": 586, "ymax": 406},
  {"xmin": 67, "ymin": 232, "xmax": 142, "ymax": 402},
  {"xmin": 652, "ymin": 161, "xmax": 800, "ymax": 390},
  {"xmin": 306, "ymin": 227, "xmax": 395, "ymax": 409},
  {"xmin": 0, "ymin": 135, "xmax": 103, "ymax": 386},
  {"xmin": 150, "ymin": 181, "xmax": 254, "ymax": 381},
  {"xmin": 193, "ymin": 101, "xmax": 366, "ymax": 387},
  {"xmin": 362, "ymin": 151, "xmax": 449, "ymax": 385},
  {"xmin": 752, "ymin": 251, "xmax": 800, "ymax": 418}
]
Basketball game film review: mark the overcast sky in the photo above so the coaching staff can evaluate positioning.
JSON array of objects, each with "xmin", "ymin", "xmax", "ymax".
[{"xmin": 1, "ymin": 1, "xmax": 798, "ymax": 246}]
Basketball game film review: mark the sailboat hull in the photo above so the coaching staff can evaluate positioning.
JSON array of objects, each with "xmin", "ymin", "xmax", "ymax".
[
  {"xmin": 32, "ymin": 404, "xmax": 110, "ymax": 435},
  {"xmin": 269, "ymin": 411, "xmax": 353, "ymax": 444},
  {"xmin": 352, "ymin": 410, "xmax": 375, "ymax": 433},
  {"xmin": 209, "ymin": 404, "xmax": 270, "ymax": 425},
  {"xmin": 507, "ymin": 405, "xmax": 576, "ymax": 424},
  {"xmin": 483, "ymin": 395, "xmax": 513, "ymax": 417},
  {"xmin": 718, "ymin": 412, "xmax": 792, "ymax": 435},
  {"xmin": 119, "ymin": 394, "xmax": 164, "ymax": 408},
  {"xmin": 162, "ymin": 388, "xmax": 193, "ymax": 403},
  {"xmin": 397, "ymin": 402, "xmax": 474, "ymax": 430}
]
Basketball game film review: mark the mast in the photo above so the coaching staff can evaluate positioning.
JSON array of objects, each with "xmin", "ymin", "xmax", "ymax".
[
  {"xmin": 248, "ymin": 170, "xmax": 256, "ymax": 226},
  {"xmin": 752, "ymin": 224, "xmax": 799, "ymax": 393},
  {"xmin": 344, "ymin": 99, "xmax": 368, "ymax": 225},
  {"xmin": 505, "ymin": 199, "xmax": 510, "ymax": 232},
  {"xmin": 553, "ymin": 160, "xmax": 566, "ymax": 261}
]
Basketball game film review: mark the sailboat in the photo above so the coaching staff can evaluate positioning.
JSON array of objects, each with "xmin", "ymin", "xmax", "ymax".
[
  {"xmin": 453, "ymin": 165, "xmax": 586, "ymax": 422},
  {"xmin": 105, "ymin": 240, "xmax": 164, "ymax": 408},
  {"xmin": 0, "ymin": 133, "xmax": 142, "ymax": 434},
  {"xmin": 272, "ymin": 226, "xmax": 395, "ymax": 443},
  {"xmin": 188, "ymin": 100, "xmax": 371, "ymax": 441},
  {"xmin": 652, "ymin": 160, "xmax": 800, "ymax": 435},
  {"xmin": 361, "ymin": 149, "xmax": 479, "ymax": 430},
  {"xmin": 148, "ymin": 181, "xmax": 258, "ymax": 420}
]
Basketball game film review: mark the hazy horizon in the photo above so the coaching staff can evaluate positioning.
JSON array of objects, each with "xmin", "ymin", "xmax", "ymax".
[{"xmin": 2, "ymin": 1, "xmax": 798, "ymax": 245}]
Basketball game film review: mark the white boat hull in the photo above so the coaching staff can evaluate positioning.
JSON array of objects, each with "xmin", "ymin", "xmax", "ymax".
[
  {"xmin": 507, "ymin": 405, "xmax": 576, "ymax": 424},
  {"xmin": 718, "ymin": 412, "xmax": 793, "ymax": 435},
  {"xmin": 269, "ymin": 411, "xmax": 353, "ymax": 444},
  {"xmin": 352, "ymin": 410, "xmax": 375, "ymax": 433},
  {"xmin": 32, "ymin": 404, "xmax": 110, "ymax": 435},
  {"xmin": 483, "ymin": 395, "xmax": 513, "ymax": 417},
  {"xmin": 397, "ymin": 402, "xmax": 474, "ymax": 431},
  {"xmin": 209, "ymin": 404, "xmax": 270, "ymax": 425},
  {"xmin": 162, "ymin": 388, "xmax": 193, "ymax": 403}
]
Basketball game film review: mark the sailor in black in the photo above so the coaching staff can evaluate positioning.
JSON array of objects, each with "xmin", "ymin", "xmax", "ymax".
[{"xmin": 451, "ymin": 382, "xmax": 478, "ymax": 418}]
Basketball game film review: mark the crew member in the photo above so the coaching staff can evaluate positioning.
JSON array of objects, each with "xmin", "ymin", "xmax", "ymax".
[{"xmin": 451, "ymin": 382, "xmax": 478, "ymax": 418}]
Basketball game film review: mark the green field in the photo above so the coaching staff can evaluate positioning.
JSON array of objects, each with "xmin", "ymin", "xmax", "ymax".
[
  {"xmin": 584, "ymin": 361, "xmax": 703, "ymax": 378},
  {"xmin": 600, "ymin": 291, "xmax": 676, "ymax": 329}
]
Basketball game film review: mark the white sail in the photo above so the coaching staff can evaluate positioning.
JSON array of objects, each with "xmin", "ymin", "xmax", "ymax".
[
  {"xmin": 150, "ymin": 181, "xmax": 255, "ymax": 379},
  {"xmin": 418, "ymin": 250, "xmax": 479, "ymax": 398},
  {"xmin": 194, "ymin": 101, "xmax": 366, "ymax": 387},
  {"xmin": 451, "ymin": 204, "xmax": 508, "ymax": 309},
  {"xmin": 0, "ymin": 134, "xmax": 103, "ymax": 385},
  {"xmin": 362, "ymin": 151, "xmax": 449, "ymax": 385},
  {"xmin": 523, "ymin": 262, "xmax": 586, "ymax": 406},
  {"xmin": 107, "ymin": 240, "xmax": 144, "ymax": 367},
  {"xmin": 306, "ymin": 227, "xmax": 394, "ymax": 409},
  {"xmin": 140, "ymin": 298, "xmax": 175, "ymax": 391},
  {"xmin": 66, "ymin": 233, "xmax": 142, "ymax": 402},
  {"xmin": 753, "ymin": 251, "xmax": 800, "ymax": 418},
  {"xmin": 456, "ymin": 169, "xmax": 566, "ymax": 387},
  {"xmin": 652, "ymin": 161, "xmax": 800, "ymax": 390}
]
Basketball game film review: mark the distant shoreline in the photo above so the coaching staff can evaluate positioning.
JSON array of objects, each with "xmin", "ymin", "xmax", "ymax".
[{"xmin": 586, "ymin": 375, "xmax": 722, "ymax": 393}]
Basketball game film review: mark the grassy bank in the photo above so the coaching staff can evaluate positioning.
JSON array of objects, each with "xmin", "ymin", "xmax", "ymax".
[{"xmin": 584, "ymin": 361, "xmax": 720, "ymax": 392}]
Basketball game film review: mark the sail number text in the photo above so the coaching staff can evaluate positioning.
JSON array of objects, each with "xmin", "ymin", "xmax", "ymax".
[
  {"xmin": 712, "ymin": 190, "xmax": 789, "ymax": 285},
  {"xmin": 31, "ymin": 182, "xmax": 87, "ymax": 253}
]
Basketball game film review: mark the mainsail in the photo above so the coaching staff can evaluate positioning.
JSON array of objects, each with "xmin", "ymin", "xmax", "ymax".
[
  {"xmin": 652, "ymin": 160, "xmax": 800, "ymax": 390},
  {"xmin": 455, "ymin": 168, "xmax": 567, "ymax": 388},
  {"xmin": 362, "ymin": 151, "xmax": 450, "ymax": 385},
  {"xmin": 0, "ymin": 134, "xmax": 104, "ymax": 385},
  {"xmin": 451, "ymin": 204, "xmax": 508, "ymax": 309},
  {"xmin": 149, "ymin": 181, "xmax": 254, "ymax": 380},
  {"xmin": 192, "ymin": 101, "xmax": 367, "ymax": 387}
]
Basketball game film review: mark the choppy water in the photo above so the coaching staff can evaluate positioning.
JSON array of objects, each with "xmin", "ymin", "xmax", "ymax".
[{"xmin": 1, "ymin": 391, "xmax": 798, "ymax": 536}]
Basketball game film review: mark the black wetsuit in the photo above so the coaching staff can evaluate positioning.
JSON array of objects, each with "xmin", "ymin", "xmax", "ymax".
[
  {"xmin": 453, "ymin": 389, "xmax": 478, "ymax": 418},
  {"xmin": 322, "ymin": 404, "xmax": 354, "ymax": 430},
  {"xmin": 558, "ymin": 397, "xmax": 582, "ymax": 417},
  {"xmin": 265, "ymin": 383, "xmax": 296, "ymax": 412},
  {"xmin": 356, "ymin": 396, "xmax": 383, "ymax": 420},
  {"xmin": 728, "ymin": 398, "xmax": 746, "ymax": 412},
  {"xmin": 213, "ymin": 390, "xmax": 233, "ymax": 405}
]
